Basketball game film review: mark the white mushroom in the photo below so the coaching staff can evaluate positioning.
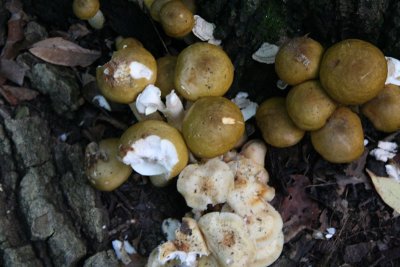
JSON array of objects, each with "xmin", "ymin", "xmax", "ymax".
[
  {"xmin": 177, "ymin": 158, "xmax": 235, "ymax": 211},
  {"xmin": 239, "ymin": 139, "xmax": 267, "ymax": 167},
  {"xmin": 198, "ymin": 212, "xmax": 256, "ymax": 267}
]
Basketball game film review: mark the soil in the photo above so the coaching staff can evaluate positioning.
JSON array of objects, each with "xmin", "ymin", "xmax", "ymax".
[{"xmin": 1, "ymin": 0, "xmax": 400, "ymax": 266}]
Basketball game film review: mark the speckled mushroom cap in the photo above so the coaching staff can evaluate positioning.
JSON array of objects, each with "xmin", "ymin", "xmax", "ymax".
[
  {"xmin": 319, "ymin": 39, "xmax": 387, "ymax": 105},
  {"xmin": 274, "ymin": 36, "xmax": 324, "ymax": 86},
  {"xmin": 175, "ymin": 42, "xmax": 234, "ymax": 101},
  {"xmin": 311, "ymin": 107, "xmax": 365, "ymax": 163},
  {"xmin": 96, "ymin": 47, "xmax": 157, "ymax": 104}
]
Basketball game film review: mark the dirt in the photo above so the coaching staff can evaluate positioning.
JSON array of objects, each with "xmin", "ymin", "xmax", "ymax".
[{"xmin": 0, "ymin": 0, "xmax": 400, "ymax": 266}]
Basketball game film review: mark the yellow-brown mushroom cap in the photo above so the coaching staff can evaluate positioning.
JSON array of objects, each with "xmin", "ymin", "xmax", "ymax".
[
  {"xmin": 182, "ymin": 96, "xmax": 245, "ymax": 159},
  {"xmin": 96, "ymin": 47, "xmax": 157, "ymax": 104},
  {"xmin": 175, "ymin": 42, "xmax": 234, "ymax": 101},
  {"xmin": 361, "ymin": 84, "xmax": 400, "ymax": 132},
  {"xmin": 274, "ymin": 36, "xmax": 324, "ymax": 86},
  {"xmin": 256, "ymin": 97, "xmax": 305, "ymax": 148},
  {"xmin": 155, "ymin": 55, "xmax": 178, "ymax": 97},
  {"xmin": 73, "ymin": 0, "xmax": 100, "ymax": 20},
  {"xmin": 159, "ymin": 0, "xmax": 195, "ymax": 38},
  {"xmin": 311, "ymin": 107, "xmax": 365, "ymax": 163},
  {"xmin": 319, "ymin": 39, "xmax": 387, "ymax": 105}
]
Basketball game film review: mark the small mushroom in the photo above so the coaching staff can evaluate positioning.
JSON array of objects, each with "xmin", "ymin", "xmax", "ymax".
[
  {"xmin": 96, "ymin": 47, "xmax": 157, "ymax": 104},
  {"xmin": 182, "ymin": 96, "xmax": 245, "ymax": 158},
  {"xmin": 275, "ymin": 36, "xmax": 324, "ymax": 86},
  {"xmin": 155, "ymin": 55, "xmax": 178, "ymax": 97},
  {"xmin": 256, "ymin": 97, "xmax": 305, "ymax": 148},
  {"xmin": 319, "ymin": 39, "xmax": 387, "ymax": 105},
  {"xmin": 177, "ymin": 158, "xmax": 235, "ymax": 211},
  {"xmin": 85, "ymin": 138, "xmax": 132, "ymax": 191},
  {"xmin": 159, "ymin": 0, "xmax": 195, "ymax": 38},
  {"xmin": 286, "ymin": 80, "xmax": 337, "ymax": 130},
  {"xmin": 198, "ymin": 212, "xmax": 256, "ymax": 267},
  {"xmin": 119, "ymin": 120, "xmax": 189, "ymax": 187},
  {"xmin": 175, "ymin": 42, "xmax": 234, "ymax": 101},
  {"xmin": 361, "ymin": 84, "xmax": 400, "ymax": 132},
  {"xmin": 311, "ymin": 107, "xmax": 365, "ymax": 163},
  {"xmin": 115, "ymin": 36, "xmax": 143, "ymax": 51},
  {"xmin": 72, "ymin": 0, "xmax": 105, "ymax": 29}
]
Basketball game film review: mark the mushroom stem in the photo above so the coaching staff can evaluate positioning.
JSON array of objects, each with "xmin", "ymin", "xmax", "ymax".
[
  {"xmin": 88, "ymin": 9, "xmax": 105, "ymax": 29},
  {"xmin": 163, "ymin": 90, "xmax": 185, "ymax": 131},
  {"xmin": 129, "ymin": 102, "xmax": 163, "ymax": 122},
  {"xmin": 240, "ymin": 139, "xmax": 267, "ymax": 167}
]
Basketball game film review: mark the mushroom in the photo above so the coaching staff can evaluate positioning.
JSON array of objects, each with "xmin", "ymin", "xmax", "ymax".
[
  {"xmin": 175, "ymin": 42, "xmax": 234, "ymax": 101},
  {"xmin": 119, "ymin": 120, "xmax": 189, "ymax": 187},
  {"xmin": 198, "ymin": 254, "xmax": 220, "ymax": 267},
  {"xmin": 72, "ymin": 0, "xmax": 105, "ymax": 29},
  {"xmin": 239, "ymin": 139, "xmax": 267, "ymax": 167},
  {"xmin": 311, "ymin": 107, "xmax": 365, "ymax": 163},
  {"xmin": 159, "ymin": 0, "xmax": 195, "ymax": 38},
  {"xmin": 361, "ymin": 84, "xmax": 400, "ymax": 132},
  {"xmin": 256, "ymin": 97, "xmax": 305, "ymax": 148},
  {"xmin": 115, "ymin": 36, "xmax": 143, "ymax": 51},
  {"xmin": 85, "ymin": 138, "xmax": 132, "ymax": 191},
  {"xmin": 198, "ymin": 212, "xmax": 256, "ymax": 267},
  {"xmin": 150, "ymin": 0, "xmax": 174, "ymax": 22},
  {"xmin": 157, "ymin": 217, "xmax": 210, "ymax": 266},
  {"xmin": 155, "ymin": 55, "xmax": 178, "ymax": 98},
  {"xmin": 319, "ymin": 39, "xmax": 387, "ymax": 105},
  {"xmin": 274, "ymin": 36, "xmax": 324, "ymax": 86},
  {"xmin": 286, "ymin": 80, "xmax": 337, "ymax": 130},
  {"xmin": 182, "ymin": 96, "xmax": 245, "ymax": 158},
  {"xmin": 177, "ymin": 158, "xmax": 235, "ymax": 211},
  {"xmin": 96, "ymin": 46, "xmax": 157, "ymax": 104}
]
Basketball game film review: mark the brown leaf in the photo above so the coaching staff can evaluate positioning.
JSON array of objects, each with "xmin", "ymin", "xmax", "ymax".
[
  {"xmin": 0, "ymin": 85, "xmax": 38, "ymax": 105},
  {"xmin": 0, "ymin": 59, "xmax": 28, "ymax": 85},
  {"xmin": 29, "ymin": 37, "xmax": 101, "ymax": 67},
  {"xmin": 279, "ymin": 175, "xmax": 320, "ymax": 242}
]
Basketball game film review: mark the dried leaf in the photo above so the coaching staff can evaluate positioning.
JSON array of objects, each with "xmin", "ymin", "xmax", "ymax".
[
  {"xmin": 0, "ymin": 59, "xmax": 28, "ymax": 85},
  {"xmin": 0, "ymin": 85, "xmax": 38, "ymax": 105},
  {"xmin": 366, "ymin": 169, "xmax": 400, "ymax": 213},
  {"xmin": 29, "ymin": 37, "xmax": 101, "ymax": 67},
  {"xmin": 1, "ymin": 1, "xmax": 26, "ymax": 59}
]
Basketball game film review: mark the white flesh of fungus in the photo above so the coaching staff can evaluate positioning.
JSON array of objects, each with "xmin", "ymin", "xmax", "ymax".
[
  {"xmin": 136, "ymin": 84, "xmax": 165, "ymax": 115},
  {"xmin": 162, "ymin": 218, "xmax": 181, "ymax": 241},
  {"xmin": 252, "ymin": 42, "xmax": 280, "ymax": 64},
  {"xmin": 129, "ymin": 61, "xmax": 153, "ymax": 80},
  {"xmin": 231, "ymin": 92, "xmax": 258, "ymax": 121},
  {"xmin": 122, "ymin": 135, "xmax": 178, "ymax": 177},
  {"xmin": 192, "ymin": 15, "xmax": 222, "ymax": 46},
  {"xmin": 370, "ymin": 141, "xmax": 398, "ymax": 162},
  {"xmin": 385, "ymin": 57, "xmax": 400, "ymax": 86},
  {"xmin": 88, "ymin": 10, "xmax": 105, "ymax": 30}
]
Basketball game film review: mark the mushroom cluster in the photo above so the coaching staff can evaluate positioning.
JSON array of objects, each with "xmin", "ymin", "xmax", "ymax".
[
  {"xmin": 148, "ymin": 140, "xmax": 283, "ymax": 267},
  {"xmin": 257, "ymin": 36, "xmax": 399, "ymax": 163}
]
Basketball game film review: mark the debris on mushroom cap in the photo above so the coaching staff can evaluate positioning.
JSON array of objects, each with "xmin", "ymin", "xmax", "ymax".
[
  {"xmin": 192, "ymin": 15, "xmax": 222, "ymax": 46},
  {"xmin": 177, "ymin": 158, "xmax": 235, "ymax": 211},
  {"xmin": 385, "ymin": 57, "xmax": 400, "ymax": 86},
  {"xmin": 158, "ymin": 217, "xmax": 210, "ymax": 266},
  {"xmin": 198, "ymin": 212, "xmax": 256, "ymax": 267},
  {"xmin": 231, "ymin": 92, "xmax": 259, "ymax": 121}
]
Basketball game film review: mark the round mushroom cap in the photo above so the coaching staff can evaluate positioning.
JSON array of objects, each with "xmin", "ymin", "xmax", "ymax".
[
  {"xmin": 311, "ymin": 107, "xmax": 365, "ymax": 163},
  {"xmin": 286, "ymin": 80, "xmax": 337, "ymax": 130},
  {"xmin": 115, "ymin": 37, "xmax": 143, "ymax": 51},
  {"xmin": 274, "ymin": 36, "xmax": 324, "ymax": 86},
  {"xmin": 150, "ymin": 0, "xmax": 173, "ymax": 21},
  {"xmin": 362, "ymin": 84, "xmax": 400, "ymax": 132},
  {"xmin": 73, "ymin": 0, "xmax": 100, "ymax": 20},
  {"xmin": 119, "ymin": 120, "xmax": 189, "ymax": 185},
  {"xmin": 319, "ymin": 39, "xmax": 387, "ymax": 105},
  {"xmin": 175, "ymin": 42, "xmax": 234, "ymax": 101},
  {"xmin": 96, "ymin": 47, "xmax": 157, "ymax": 104},
  {"xmin": 182, "ymin": 96, "xmax": 245, "ymax": 159},
  {"xmin": 155, "ymin": 55, "xmax": 178, "ymax": 97},
  {"xmin": 85, "ymin": 138, "xmax": 132, "ymax": 191},
  {"xmin": 159, "ymin": 0, "xmax": 195, "ymax": 38},
  {"xmin": 256, "ymin": 97, "xmax": 305, "ymax": 148}
]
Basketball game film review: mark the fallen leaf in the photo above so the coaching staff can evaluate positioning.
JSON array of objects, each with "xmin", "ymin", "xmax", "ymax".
[
  {"xmin": 366, "ymin": 169, "xmax": 400, "ymax": 213},
  {"xmin": 279, "ymin": 175, "xmax": 320, "ymax": 242},
  {"xmin": 0, "ymin": 59, "xmax": 28, "ymax": 85},
  {"xmin": 0, "ymin": 85, "xmax": 38, "ymax": 105},
  {"xmin": 29, "ymin": 37, "xmax": 101, "ymax": 67}
]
